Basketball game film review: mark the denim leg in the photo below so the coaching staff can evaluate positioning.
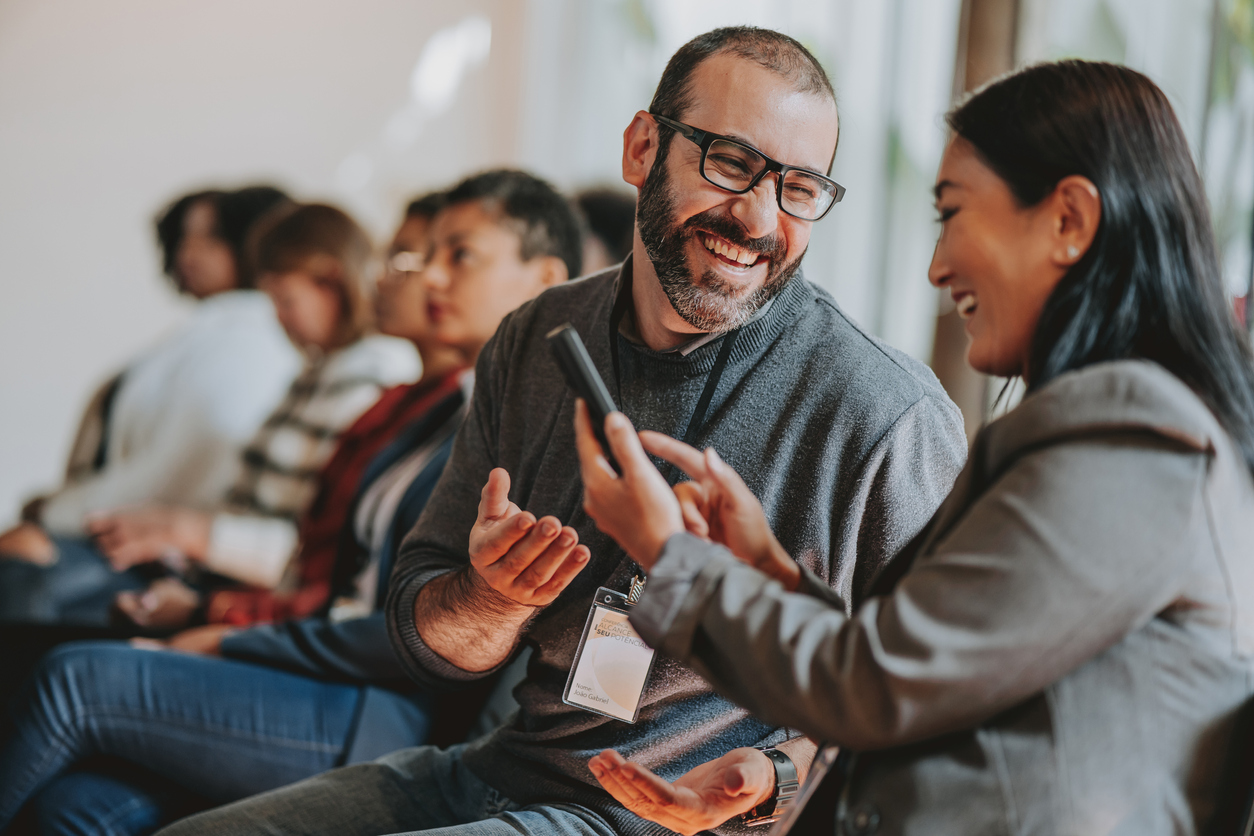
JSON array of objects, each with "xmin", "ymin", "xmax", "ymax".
[
  {"xmin": 0, "ymin": 641, "xmax": 370, "ymax": 829},
  {"xmin": 0, "ymin": 538, "xmax": 148, "ymax": 625},
  {"xmin": 155, "ymin": 744, "xmax": 615, "ymax": 836},
  {"xmin": 34, "ymin": 770, "xmax": 176, "ymax": 836}
]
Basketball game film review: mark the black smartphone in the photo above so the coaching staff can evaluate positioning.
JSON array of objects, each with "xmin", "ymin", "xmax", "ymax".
[{"xmin": 546, "ymin": 323, "xmax": 620, "ymax": 473}]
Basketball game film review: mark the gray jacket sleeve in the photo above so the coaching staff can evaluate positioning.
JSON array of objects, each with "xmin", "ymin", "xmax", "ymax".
[
  {"xmin": 385, "ymin": 329, "xmax": 512, "ymax": 692},
  {"xmin": 632, "ymin": 433, "xmax": 1205, "ymax": 751}
]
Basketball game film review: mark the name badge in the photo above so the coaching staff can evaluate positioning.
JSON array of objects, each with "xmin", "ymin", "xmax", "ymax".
[{"xmin": 563, "ymin": 586, "xmax": 656, "ymax": 723}]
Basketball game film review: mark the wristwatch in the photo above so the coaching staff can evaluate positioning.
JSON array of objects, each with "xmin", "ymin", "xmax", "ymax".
[{"xmin": 740, "ymin": 746, "xmax": 800, "ymax": 826}]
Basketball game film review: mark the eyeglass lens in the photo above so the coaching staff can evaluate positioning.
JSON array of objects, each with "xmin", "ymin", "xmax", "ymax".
[
  {"xmin": 388, "ymin": 251, "xmax": 425, "ymax": 274},
  {"xmin": 703, "ymin": 138, "xmax": 837, "ymax": 220}
]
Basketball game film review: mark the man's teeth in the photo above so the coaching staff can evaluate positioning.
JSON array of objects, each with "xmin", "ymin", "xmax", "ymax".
[
  {"xmin": 956, "ymin": 294, "xmax": 978, "ymax": 318},
  {"xmin": 702, "ymin": 235, "xmax": 759, "ymax": 266}
]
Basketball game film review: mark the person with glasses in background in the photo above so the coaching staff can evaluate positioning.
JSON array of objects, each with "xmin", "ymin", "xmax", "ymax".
[
  {"xmin": 155, "ymin": 26, "xmax": 966, "ymax": 836},
  {"xmin": 0, "ymin": 172, "xmax": 580, "ymax": 835}
]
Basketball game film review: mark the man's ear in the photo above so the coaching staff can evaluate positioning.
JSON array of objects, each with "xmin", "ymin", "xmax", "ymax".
[
  {"xmin": 534, "ymin": 255, "xmax": 569, "ymax": 288},
  {"xmin": 622, "ymin": 110, "xmax": 659, "ymax": 189}
]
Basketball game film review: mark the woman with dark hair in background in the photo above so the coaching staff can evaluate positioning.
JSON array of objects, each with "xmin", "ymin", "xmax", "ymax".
[
  {"xmin": 0, "ymin": 203, "xmax": 419, "ymax": 629},
  {"xmin": 0, "ymin": 170, "xmax": 582, "ymax": 836},
  {"xmin": 576, "ymin": 61, "xmax": 1254, "ymax": 834},
  {"xmin": 0, "ymin": 186, "xmax": 300, "ymax": 565}
]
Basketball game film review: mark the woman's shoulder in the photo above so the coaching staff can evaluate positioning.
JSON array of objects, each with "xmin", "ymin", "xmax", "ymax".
[
  {"xmin": 989, "ymin": 360, "xmax": 1223, "ymax": 460},
  {"xmin": 321, "ymin": 335, "xmax": 420, "ymax": 388}
]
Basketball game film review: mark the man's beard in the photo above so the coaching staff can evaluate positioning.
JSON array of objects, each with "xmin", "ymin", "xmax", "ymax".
[{"xmin": 636, "ymin": 141, "xmax": 805, "ymax": 332}]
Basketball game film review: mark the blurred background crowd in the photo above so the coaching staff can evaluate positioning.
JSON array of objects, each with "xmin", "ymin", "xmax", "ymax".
[{"xmin": 2, "ymin": 0, "xmax": 1252, "ymax": 522}]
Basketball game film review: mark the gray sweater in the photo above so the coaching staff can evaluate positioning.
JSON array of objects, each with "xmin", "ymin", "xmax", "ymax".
[{"xmin": 386, "ymin": 259, "xmax": 967, "ymax": 836}]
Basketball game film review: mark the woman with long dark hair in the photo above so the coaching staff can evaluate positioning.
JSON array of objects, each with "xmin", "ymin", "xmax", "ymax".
[{"xmin": 574, "ymin": 60, "xmax": 1254, "ymax": 834}]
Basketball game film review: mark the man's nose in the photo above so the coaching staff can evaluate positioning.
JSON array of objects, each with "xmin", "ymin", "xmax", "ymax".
[{"xmin": 730, "ymin": 176, "xmax": 781, "ymax": 240}]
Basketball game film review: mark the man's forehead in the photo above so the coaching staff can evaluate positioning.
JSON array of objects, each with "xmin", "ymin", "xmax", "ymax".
[{"xmin": 680, "ymin": 53, "xmax": 838, "ymax": 172}]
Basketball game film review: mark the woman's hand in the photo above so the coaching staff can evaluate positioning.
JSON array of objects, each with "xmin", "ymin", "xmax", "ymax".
[
  {"xmin": 639, "ymin": 432, "xmax": 801, "ymax": 591},
  {"xmin": 588, "ymin": 747, "xmax": 775, "ymax": 836},
  {"xmin": 88, "ymin": 507, "xmax": 212, "ymax": 570},
  {"xmin": 114, "ymin": 577, "xmax": 202, "ymax": 629},
  {"xmin": 574, "ymin": 401, "xmax": 684, "ymax": 571},
  {"xmin": 131, "ymin": 623, "xmax": 234, "ymax": 655}
]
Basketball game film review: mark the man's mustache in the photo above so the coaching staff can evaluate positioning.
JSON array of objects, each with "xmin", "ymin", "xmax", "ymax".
[{"xmin": 681, "ymin": 209, "xmax": 786, "ymax": 262}]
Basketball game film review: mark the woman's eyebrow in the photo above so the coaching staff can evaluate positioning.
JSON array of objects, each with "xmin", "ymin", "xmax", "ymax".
[{"xmin": 932, "ymin": 180, "xmax": 957, "ymax": 201}]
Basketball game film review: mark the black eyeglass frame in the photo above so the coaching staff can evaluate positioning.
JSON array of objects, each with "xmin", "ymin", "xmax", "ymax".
[{"xmin": 650, "ymin": 113, "xmax": 845, "ymax": 221}]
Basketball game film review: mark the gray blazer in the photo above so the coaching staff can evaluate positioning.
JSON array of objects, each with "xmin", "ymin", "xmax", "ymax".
[{"xmin": 632, "ymin": 360, "xmax": 1254, "ymax": 835}]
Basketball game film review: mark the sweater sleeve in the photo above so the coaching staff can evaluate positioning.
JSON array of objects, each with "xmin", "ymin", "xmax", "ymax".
[
  {"xmin": 826, "ymin": 393, "xmax": 967, "ymax": 609},
  {"xmin": 631, "ymin": 434, "xmax": 1205, "ymax": 751},
  {"xmin": 385, "ymin": 330, "xmax": 511, "ymax": 692}
]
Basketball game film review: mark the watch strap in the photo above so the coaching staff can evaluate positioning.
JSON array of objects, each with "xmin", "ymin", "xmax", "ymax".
[{"xmin": 741, "ymin": 746, "xmax": 800, "ymax": 826}]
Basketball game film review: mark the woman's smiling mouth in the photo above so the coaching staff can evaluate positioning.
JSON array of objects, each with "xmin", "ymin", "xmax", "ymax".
[{"xmin": 954, "ymin": 292, "xmax": 978, "ymax": 319}]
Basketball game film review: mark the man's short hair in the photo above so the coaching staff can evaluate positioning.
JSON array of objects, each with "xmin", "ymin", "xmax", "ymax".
[
  {"xmin": 649, "ymin": 26, "xmax": 835, "ymax": 136},
  {"xmin": 445, "ymin": 169, "xmax": 584, "ymax": 280},
  {"xmin": 405, "ymin": 191, "xmax": 447, "ymax": 222}
]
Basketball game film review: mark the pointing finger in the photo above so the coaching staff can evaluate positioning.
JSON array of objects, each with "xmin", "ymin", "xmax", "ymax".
[{"xmin": 640, "ymin": 431, "xmax": 707, "ymax": 481}]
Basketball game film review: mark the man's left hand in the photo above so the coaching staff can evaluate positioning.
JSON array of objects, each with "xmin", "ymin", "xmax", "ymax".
[{"xmin": 588, "ymin": 747, "xmax": 774, "ymax": 836}]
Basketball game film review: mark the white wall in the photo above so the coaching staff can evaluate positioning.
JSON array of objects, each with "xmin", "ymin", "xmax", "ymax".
[{"xmin": 0, "ymin": 0, "xmax": 526, "ymax": 527}]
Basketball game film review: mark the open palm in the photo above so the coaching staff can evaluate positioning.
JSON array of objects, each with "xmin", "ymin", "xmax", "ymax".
[{"xmin": 588, "ymin": 747, "xmax": 773, "ymax": 836}]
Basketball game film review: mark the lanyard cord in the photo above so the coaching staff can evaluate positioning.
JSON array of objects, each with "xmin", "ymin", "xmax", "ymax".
[{"xmin": 607, "ymin": 271, "xmax": 742, "ymax": 485}]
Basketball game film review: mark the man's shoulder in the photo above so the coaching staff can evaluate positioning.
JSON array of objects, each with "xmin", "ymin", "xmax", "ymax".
[{"xmin": 786, "ymin": 279, "xmax": 954, "ymax": 417}]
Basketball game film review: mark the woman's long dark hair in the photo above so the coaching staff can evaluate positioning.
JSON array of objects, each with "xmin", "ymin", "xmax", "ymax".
[{"xmin": 949, "ymin": 60, "xmax": 1254, "ymax": 473}]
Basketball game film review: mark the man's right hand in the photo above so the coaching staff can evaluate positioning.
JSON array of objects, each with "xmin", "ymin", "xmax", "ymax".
[
  {"xmin": 467, "ymin": 468, "xmax": 590, "ymax": 609},
  {"xmin": 414, "ymin": 468, "xmax": 590, "ymax": 674}
]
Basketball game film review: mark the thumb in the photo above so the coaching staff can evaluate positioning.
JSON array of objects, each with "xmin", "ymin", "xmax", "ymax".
[
  {"xmin": 723, "ymin": 764, "xmax": 749, "ymax": 795},
  {"xmin": 479, "ymin": 468, "xmax": 512, "ymax": 521},
  {"xmin": 604, "ymin": 412, "xmax": 653, "ymax": 478}
]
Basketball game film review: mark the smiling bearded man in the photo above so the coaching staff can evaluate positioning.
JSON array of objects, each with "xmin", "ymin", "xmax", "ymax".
[{"xmin": 156, "ymin": 26, "xmax": 968, "ymax": 836}]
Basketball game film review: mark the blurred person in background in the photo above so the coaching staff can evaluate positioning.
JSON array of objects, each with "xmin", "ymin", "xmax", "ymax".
[
  {"xmin": 576, "ymin": 60, "xmax": 1254, "ymax": 835},
  {"xmin": 0, "ymin": 203, "xmax": 419, "ymax": 629},
  {"xmin": 0, "ymin": 186, "xmax": 300, "ymax": 565},
  {"xmin": 0, "ymin": 170, "xmax": 580, "ymax": 836},
  {"xmin": 575, "ymin": 187, "xmax": 636, "ymax": 273}
]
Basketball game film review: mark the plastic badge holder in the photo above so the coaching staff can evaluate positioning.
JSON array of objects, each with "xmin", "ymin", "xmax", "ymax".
[{"xmin": 562, "ymin": 587, "xmax": 657, "ymax": 724}]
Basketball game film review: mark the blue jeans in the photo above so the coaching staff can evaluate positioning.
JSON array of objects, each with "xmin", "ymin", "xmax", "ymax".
[
  {"xmin": 0, "ymin": 642, "xmax": 432, "ymax": 834},
  {"xmin": 154, "ymin": 744, "xmax": 619, "ymax": 836},
  {"xmin": 0, "ymin": 537, "xmax": 149, "ymax": 624}
]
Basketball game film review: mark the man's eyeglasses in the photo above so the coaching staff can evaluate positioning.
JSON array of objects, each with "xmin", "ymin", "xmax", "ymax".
[{"xmin": 650, "ymin": 113, "xmax": 844, "ymax": 222}]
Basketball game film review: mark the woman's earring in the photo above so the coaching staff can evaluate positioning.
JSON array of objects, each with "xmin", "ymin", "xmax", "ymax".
[{"xmin": 1067, "ymin": 246, "xmax": 1080, "ymax": 259}]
